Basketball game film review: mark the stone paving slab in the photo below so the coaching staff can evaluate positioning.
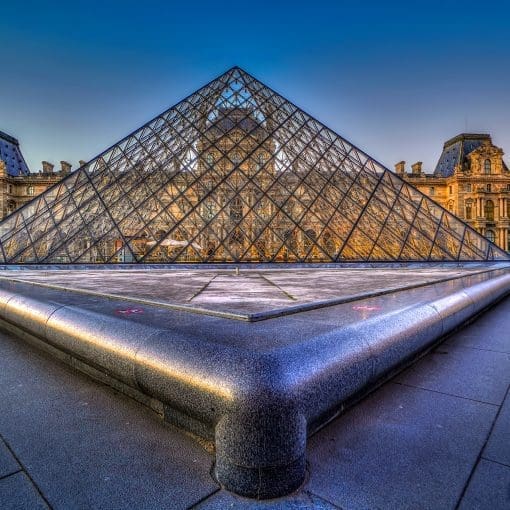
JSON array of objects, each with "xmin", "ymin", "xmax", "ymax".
[
  {"xmin": 483, "ymin": 388, "xmax": 510, "ymax": 466},
  {"xmin": 193, "ymin": 490, "xmax": 340, "ymax": 509},
  {"xmin": 0, "ymin": 472, "xmax": 48, "ymax": 510},
  {"xmin": 458, "ymin": 459, "xmax": 510, "ymax": 510},
  {"xmin": 0, "ymin": 332, "xmax": 218, "ymax": 510},
  {"xmin": 306, "ymin": 383, "xmax": 497, "ymax": 510},
  {"xmin": 395, "ymin": 342, "xmax": 510, "ymax": 405}
]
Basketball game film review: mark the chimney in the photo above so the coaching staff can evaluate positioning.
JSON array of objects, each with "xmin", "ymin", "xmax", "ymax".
[
  {"xmin": 79, "ymin": 160, "xmax": 87, "ymax": 168},
  {"xmin": 411, "ymin": 161, "xmax": 422, "ymax": 175},
  {"xmin": 42, "ymin": 161, "xmax": 54, "ymax": 173},
  {"xmin": 60, "ymin": 161, "xmax": 72, "ymax": 173},
  {"xmin": 394, "ymin": 161, "xmax": 405, "ymax": 175}
]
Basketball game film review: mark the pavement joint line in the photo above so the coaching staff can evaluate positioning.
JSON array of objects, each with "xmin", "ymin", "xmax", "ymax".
[
  {"xmin": 454, "ymin": 382, "xmax": 510, "ymax": 510},
  {"xmin": 305, "ymin": 490, "xmax": 345, "ymax": 509},
  {"xmin": 0, "ymin": 266, "xmax": 505, "ymax": 323},
  {"xmin": 187, "ymin": 274, "xmax": 219, "ymax": 302},
  {"xmin": 444, "ymin": 344, "xmax": 510, "ymax": 355},
  {"xmin": 391, "ymin": 381, "xmax": 501, "ymax": 408},
  {"xmin": 0, "ymin": 469, "xmax": 23, "ymax": 482},
  {"xmin": 0, "ymin": 431, "xmax": 53, "ymax": 509},
  {"xmin": 257, "ymin": 273, "xmax": 298, "ymax": 301},
  {"xmin": 479, "ymin": 457, "xmax": 510, "ymax": 469},
  {"xmin": 186, "ymin": 487, "xmax": 222, "ymax": 509}
]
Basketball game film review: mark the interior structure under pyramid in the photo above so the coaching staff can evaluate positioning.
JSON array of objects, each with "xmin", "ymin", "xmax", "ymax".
[{"xmin": 0, "ymin": 67, "xmax": 508, "ymax": 263}]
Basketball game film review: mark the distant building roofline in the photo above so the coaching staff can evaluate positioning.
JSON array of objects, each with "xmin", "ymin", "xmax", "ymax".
[
  {"xmin": 443, "ymin": 133, "xmax": 491, "ymax": 149},
  {"xmin": 0, "ymin": 130, "xmax": 20, "ymax": 146}
]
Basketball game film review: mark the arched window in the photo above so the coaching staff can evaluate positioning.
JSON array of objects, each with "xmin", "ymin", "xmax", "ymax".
[
  {"xmin": 465, "ymin": 201, "xmax": 473, "ymax": 220},
  {"xmin": 484, "ymin": 200, "xmax": 494, "ymax": 221},
  {"xmin": 229, "ymin": 196, "xmax": 243, "ymax": 222},
  {"xmin": 323, "ymin": 231, "xmax": 335, "ymax": 255},
  {"xmin": 484, "ymin": 159, "xmax": 491, "ymax": 174},
  {"xmin": 486, "ymin": 230, "xmax": 495, "ymax": 243},
  {"xmin": 303, "ymin": 229, "xmax": 316, "ymax": 252}
]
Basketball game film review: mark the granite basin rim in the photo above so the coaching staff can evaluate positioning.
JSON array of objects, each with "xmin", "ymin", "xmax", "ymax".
[{"xmin": 0, "ymin": 268, "xmax": 509, "ymax": 498}]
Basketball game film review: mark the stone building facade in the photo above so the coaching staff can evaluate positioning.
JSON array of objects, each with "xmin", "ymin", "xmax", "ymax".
[
  {"xmin": 397, "ymin": 134, "xmax": 510, "ymax": 252},
  {"xmin": 0, "ymin": 130, "xmax": 75, "ymax": 219}
]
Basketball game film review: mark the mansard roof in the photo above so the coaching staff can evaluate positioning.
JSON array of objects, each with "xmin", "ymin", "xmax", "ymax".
[
  {"xmin": 433, "ymin": 133, "xmax": 491, "ymax": 177},
  {"xmin": 0, "ymin": 130, "xmax": 30, "ymax": 176}
]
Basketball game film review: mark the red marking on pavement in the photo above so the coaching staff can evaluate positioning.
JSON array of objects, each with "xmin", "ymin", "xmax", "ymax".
[{"xmin": 115, "ymin": 308, "xmax": 144, "ymax": 316}]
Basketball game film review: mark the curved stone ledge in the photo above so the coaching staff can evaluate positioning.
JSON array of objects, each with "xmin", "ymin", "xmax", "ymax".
[{"xmin": 0, "ymin": 269, "xmax": 509, "ymax": 498}]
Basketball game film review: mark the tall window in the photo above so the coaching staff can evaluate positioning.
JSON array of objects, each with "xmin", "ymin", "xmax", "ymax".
[
  {"xmin": 486, "ymin": 230, "xmax": 495, "ymax": 243},
  {"xmin": 487, "ymin": 183, "xmax": 492, "ymax": 192},
  {"xmin": 465, "ymin": 183, "xmax": 471, "ymax": 192},
  {"xmin": 230, "ymin": 196, "xmax": 243, "ymax": 222},
  {"xmin": 484, "ymin": 159, "xmax": 491, "ymax": 174},
  {"xmin": 465, "ymin": 201, "xmax": 472, "ymax": 220},
  {"xmin": 485, "ymin": 200, "xmax": 494, "ymax": 221},
  {"xmin": 449, "ymin": 185, "xmax": 453, "ymax": 194},
  {"xmin": 231, "ymin": 151, "xmax": 242, "ymax": 165},
  {"xmin": 27, "ymin": 186, "xmax": 34, "ymax": 196},
  {"xmin": 429, "ymin": 187, "xmax": 435, "ymax": 196}
]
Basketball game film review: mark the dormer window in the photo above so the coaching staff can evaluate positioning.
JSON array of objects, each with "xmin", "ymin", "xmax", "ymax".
[{"xmin": 484, "ymin": 159, "xmax": 491, "ymax": 174}]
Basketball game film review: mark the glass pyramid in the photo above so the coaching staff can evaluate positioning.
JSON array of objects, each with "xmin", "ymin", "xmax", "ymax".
[{"xmin": 0, "ymin": 67, "xmax": 507, "ymax": 264}]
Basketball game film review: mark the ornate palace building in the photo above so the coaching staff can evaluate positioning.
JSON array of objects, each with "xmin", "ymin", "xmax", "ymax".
[
  {"xmin": 0, "ymin": 130, "xmax": 73, "ymax": 220},
  {"xmin": 397, "ymin": 133, "xmax": 510, "ymax": 253}
]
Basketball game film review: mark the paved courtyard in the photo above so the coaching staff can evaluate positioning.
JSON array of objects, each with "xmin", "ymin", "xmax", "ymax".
[{"xmin": 0, "ymin": 291, "xmax": 508, "ymax": 509}]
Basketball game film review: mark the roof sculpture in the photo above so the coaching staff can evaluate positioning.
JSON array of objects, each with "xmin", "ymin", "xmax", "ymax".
[{"xmin": 0, "ymin": 67, "xmax": 507, "ymax": 263}]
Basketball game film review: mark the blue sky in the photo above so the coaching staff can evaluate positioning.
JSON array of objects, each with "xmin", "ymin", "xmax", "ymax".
[{"xmin": 1, "ymin": 0, "xmax": 509, "ymax": 173}]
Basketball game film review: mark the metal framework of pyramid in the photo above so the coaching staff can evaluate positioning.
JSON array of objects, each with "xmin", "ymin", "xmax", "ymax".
[{"xmin": 0, "ymin": 67, "xmax": 508, "ymax": 264}]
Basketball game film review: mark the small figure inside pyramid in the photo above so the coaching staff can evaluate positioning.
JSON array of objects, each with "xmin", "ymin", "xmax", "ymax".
[{"xmin": 0, "ymin": 67, "xmax": 507, "ymax": 263}]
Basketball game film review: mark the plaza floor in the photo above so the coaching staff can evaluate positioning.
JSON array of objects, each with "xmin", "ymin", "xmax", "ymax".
[
  {"xmin": 0, "ymin": 290, "xmax": 509, "ymax": 509},
  {"xmin": 0, "ymin": 265, "xmax": 496, "ymax": 318}
]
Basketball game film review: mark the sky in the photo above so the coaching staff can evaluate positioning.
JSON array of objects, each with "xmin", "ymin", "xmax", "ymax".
[{"xmin": 1, "ymin": 0, "xmax": 509, "ymax": 174}]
